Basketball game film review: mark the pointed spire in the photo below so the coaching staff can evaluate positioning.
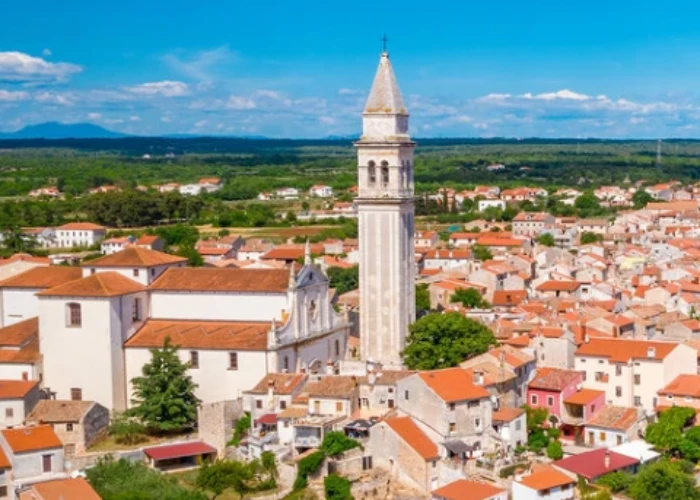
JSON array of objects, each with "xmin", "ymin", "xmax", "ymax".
[
  {"xmin": 304, "ymin": 239, "xmax": 312, "ymax": 265},
  {"xmin": 363, "ymin": 52, "xmax": 407, "ymax": 115},
  {"xmin": 288, "ymin": 263, "xmax": 296, "ymax": 289}
]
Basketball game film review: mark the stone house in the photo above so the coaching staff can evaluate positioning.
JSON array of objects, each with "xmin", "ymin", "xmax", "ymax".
[{"xmin": 25, "ymin": 400, "xmax": 109, "ymax": 457}]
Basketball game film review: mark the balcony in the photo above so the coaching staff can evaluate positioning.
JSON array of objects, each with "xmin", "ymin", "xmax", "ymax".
[{"xmin": 294, "ymin": 436, "xmax": 321, "ymax": 448}]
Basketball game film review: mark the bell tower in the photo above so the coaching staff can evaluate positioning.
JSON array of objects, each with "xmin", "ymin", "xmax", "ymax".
[{"xmin": 356, "ymin": 49, "xmax": 415, "ymax": 368}]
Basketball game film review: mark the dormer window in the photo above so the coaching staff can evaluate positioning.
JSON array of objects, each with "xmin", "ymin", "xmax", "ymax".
[{"xmin": 368, "ymin": 161, "xmax": 377, "ymax": 183}]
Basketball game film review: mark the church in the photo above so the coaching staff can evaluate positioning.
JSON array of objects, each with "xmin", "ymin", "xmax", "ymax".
[{"xmin": 0, "ymin": 245, "xmax": 349, "ymax": 410}]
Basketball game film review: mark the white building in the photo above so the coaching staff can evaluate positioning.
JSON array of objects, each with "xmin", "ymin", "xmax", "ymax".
[
  {"xmin": 0, "ymin": 381, "xmax": 41, "ymax": 430},
  {"xmin": 100, "ymin": 236, "xmax": 135, "ymax": 255},
  {"xmin": 309, "ymin": 185, "xmax": 333, "ymax": 198},
  {"xmin": 178, "ymin": 184, "xmax": 203, "ymax": 196},
  {"xmin": 512, "ymin": 466, "xmax": 575, "ymax": 500},
  {"xmin": 55, "ymin": 223, "xmax": 106, "ymax": 249},
  {"xmin": 356, "ymin": 50, "xmax": 415, "ymax": 368},
  {"xmin": 478, "ymin": 199, "xmax": 506, "ymax": 212},
  {"xmin": 275, "ymin": 188, "xmax": 299, "ymax": 200}
]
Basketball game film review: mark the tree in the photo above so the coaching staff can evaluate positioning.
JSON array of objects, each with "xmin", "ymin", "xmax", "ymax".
[
  {"xmin": 416, "ymin": 283, "xmax": 431, "ymax": 312},
  {"xmin": 261, "ymin": 451, "xmax": 278, "ymax": 480},
  {"xmin": 107, "ymin": 411, "xmax": 147, "ymax": 445},
  {"xmin": 627, "ymin": 460, "xmax": 700, "ymax": 500},
  {"xmin": 2, "ymin": 225, "xmax": 37, "ymax": 254},
  {"xmin": 321, "ymin": 431, "xmax": 360, "ymax": 457},
  {"xmin": 324, "ymin": 474, "xmax": 353, "ymax": 500},
  {"xmin": 536, "ymin": 233, "xmax": 555, "ymax": 247},
  {"xmin": 596, "ymin": 471, "xmax": 634, "ymax": 493},
  {"xmin": 580, "ymin": 231, "xmax": 603, "ymax": 245},
  {"xmin": 175, "ymin": 245, "xmax": 204, "ymax": 267},
  {"xmin": 632, "ymin": 189, "xmax": 654, "ymax": 209},
  {"xmin": 402, "ymin": 312, "xmax": 496, "ymax": 370},
  {"xmin": 574, "ymin": 192, "xmax": 601, "ymax": 214},
  {"xmin": 450, "ymin": 288, "xmax": 490, "ymax": 309},
  {"xmin": 546, "ymin": 440, "xmax": 563, "ymax": 460},
  {"xmin": 645, "ymin": 406, "xmax": 696, "ymax": 452},
  {"xmin": 230, "ymin": 413, "xmax": 251, "ymax": 446},
  {"xmin": 196, "ymin": 461, "xmax": 235, "ymax": 500},
  {"xmin": 472, "ymin": 245, "xmax": 493, "ymax": 261},
  {"xmin": 327, "ymin": 266, "xmax": 359, "ymax": 295},
  {"xmin": 128, "ymin": 337, "xmax": 200, "ymax": 433}
]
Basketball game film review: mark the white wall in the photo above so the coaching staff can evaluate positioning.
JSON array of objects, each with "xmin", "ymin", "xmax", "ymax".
[
  {"xmin": 125, "ymin": 348, "xmax": 269, "ymax": 405},
  {"xmin": 0, "ymin": 289, "xmax": 41, "ymax": 327},
  {"xmin": 0, "ymin": 400, "xmax": 27, "ymax": 429},
  {"xmin": 0, "ymin": 364, "xmax": 36, "ymax": 381},
  {"xmin": 150, "ymin": 291, "xmax": 289, "ymax": 322},
  {"xmin": 583, "ymin": 426, "xmax": 628, "ymax": 448},
  {"xmin": 512, "ymin": 482, "xmax": 574, "ymax": 500},
  {"xmin": 82, "ymin": 263, "xmax": 182, "ymax": 286}
]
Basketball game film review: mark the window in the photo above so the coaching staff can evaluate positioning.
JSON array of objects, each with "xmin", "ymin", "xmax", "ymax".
[
  {"xmin": 64, "ymin": 443, "xmax": 76, "ymax": 456},
  {"xmin": 448, "ymin": 403, "xmax": 455, "ymax": 411},
  {"xmin": 256, "ymin": 400, "xmax": 262, "ymax": 409},
  {"xmin": 70, "ymin": 388, "xmax": 82, "ymax": 401},
  {"xmin": 615, "ymin": 386, "xmax": 622, "ymax": 397},
  {"xmin": 368, "ymin": 161, "xmax": 376, "ymax": 183},
  {"xmin": 283, "ymin": 356, "xmax": 289, "ymax": 372},
  {"xmin": 132, "ymin": 297, "xmax": 142, "ymax": 322},
  {"xmin": 634, "ymin": 396, "xmax": 642, "ymax": 407},
  {"xmin": 388, "ymin": 399, "xmax": 394, "ymax": 409},
  {"xmin": 42, "ymin": 454, "xmax": 52, "ymax": 473},
  {"xmin": 66, "ymin": 423, "xmax": 74, "ymax": 432},
  {"xmin": 531, "ymin": 394, "xmax": 538, "ymax": 405},
  {"xmin": 615, "ymin": 365, "xmax": 622, "ymax": 376},
  {"xmin": 381, "ymin": 161, "xmax": 389, "ymax": 185},
  {"xmin": 133, "ymin": 268, "xmax": 140, "ymax": 277},
  {"xmin": 90, "ymin": 268, "xmax": 96, "ymax": 275},
  {"xmin": 595, "ymin": 371, "xmax": 606, "ymax": 382},
  {"xmin": 634, "ymin": 374, "xmax": 641, "ymax": 385},
  {"xmin": 4, "ymin": 408, "xmax": 12, "ymax": 419},
  {"xmin": 405, "ymin": 390, "xmax": 409, "ymax": 400},
  {"xmin": 547, "ymin": 396, "xmax": 554, "ymax": 407},
  {"xmin": 336, "ymin": 402, "xmax": 343, "ymax": 413},
  {"xmin": 515, "ymin": 420, "xmax": 522, "ymax": 431},
  {"xmin": 474, "ymin": 418, "xmax": 482, "ymax": 431},
  {"xmin": 67, "ymin": 303, "xmax": 82, "ymax": 327},
  {"xmin": 600, "ymin": 431, "xmax": 606, "ymax": 441},
  {"xmin": 335, "ymin": 340, "xmax": 340, "ymax": 357},
  {"xmin": 280, "ymin": 401, "xmax": 287, "ymax": 410},
  {"xmin": 468, "ymin": 400, "xmax": 479, "ymax": 409},
  {"xmin": 449, "ymin": 422, "xmax": 456, "ymax": 433},
  {"xmin": 229, "ymin": 352, "xmax": 238, "ymax": 370},
  {"xmin": 189, "ymin": 351, "xmax": 199, "ymax": 369},
  {"xmin": 617, "ymin": 435, "xmax": 623, "ymax": 445}
]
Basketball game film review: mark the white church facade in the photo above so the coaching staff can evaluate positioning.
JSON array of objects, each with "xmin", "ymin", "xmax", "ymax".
[{"xmin": 0, "ymin": 246, "xmax": 349, "ymax": 411}]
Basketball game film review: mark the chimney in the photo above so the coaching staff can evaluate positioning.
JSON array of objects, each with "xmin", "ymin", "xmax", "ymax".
[
  {"xmin": 647, "ymin": 346, "xmax": 656, "ymax": 358},
  {"xmin": 326, "ymin": 359, "xmax": 334, "ymax": 375},
  {"xmin": 473, "ymin": 371, "xmax": 484, "ymax": 386},
  {"xmin": 267, "ymin": 378, "xmax": 275, "ymax": 402},
  {"xmin": 604, "ymin": 450, "xmax": 611, "ymax": 469}
]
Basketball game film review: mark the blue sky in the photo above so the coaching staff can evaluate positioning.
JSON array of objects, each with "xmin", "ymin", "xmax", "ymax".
[{"xmin": 2, "ymin": 0, "xmax": 700, "ymax": 138}]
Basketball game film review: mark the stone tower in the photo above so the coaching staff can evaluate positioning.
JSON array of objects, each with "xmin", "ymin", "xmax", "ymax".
[{"xmin": 356, "ymin": 50, "xmax": 415, "ymax": 368}]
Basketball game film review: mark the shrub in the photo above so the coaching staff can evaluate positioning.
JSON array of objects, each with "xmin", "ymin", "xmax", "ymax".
[
  {"xmin": 321, "ymin": 432, "xmax": 360, "ymax": 457},
  {"xmin": 294, "ymin": 451, "xmax": 325, "ymax": 490},
  {"xmin": 324, "ymin": 474, "xmax": 353, "ymax": 500}
]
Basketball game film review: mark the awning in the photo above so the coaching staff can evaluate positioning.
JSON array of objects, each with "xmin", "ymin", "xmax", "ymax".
[
  {"xmin": 344, "ymin": 419, "xmax": 373, "ymax": 430},
  {"xmin": 144, "ymin": 441, "xmax": 216, "ymax": 461},
  {"xmin": 256, "ymin": 414, "xmax": 278, "ymax": 425},
  {"xmin": 443, "ymin": 440, "xmax": 471, "ymax": 454}
]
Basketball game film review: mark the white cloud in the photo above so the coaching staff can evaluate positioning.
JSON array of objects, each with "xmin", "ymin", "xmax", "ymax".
[
  {"xmin": 34, "ymin": 91, "xmax": 74, "ymax": 106},
  {"xmin": 338, "ymin": 88, "xmax": 362, "ymax": 96},
  {"xmin": 225, "ymin": 95, "xmax": 256, "ymax": 110},
  {"xmin": 0, "ymin": 89, "xmax": 29, "ymax": 102},
  {"xmin": 0, "ymin": 51, "xmax": 82, "ymax": 83},
  {"xmin": 87, "ymin": 112, "xmax": 102, "ymax": 119},
  {"xmin": 104, "ymin": 118, "xmax": 124, "ymax": 125},
  {"xmin": 161, "ymin": 116, "xmax": 172, "ymax": 123},
  {"xmin": 126, "ymin": 81, "xmax": 189, "ymax": 97},
  {"xmin": 255, "ymin": 89, "xmax": 284, "ymax": 100},
  {"xmin": 194, "ymin": 120, "xmax": 208, "ymax": 128},
  {"xmin": 42, "ymin": 49, "xmax": 52, "ymax": 57},
  {"xmin": 162, "ymin": 45, "xmax": 239, "ymax": 81},
  {"xmin": 129, "ymin": 115, "xmax": 141, "ymax": 122},
  {"xmin": 522, "ymin": 89, "xmax": 592, "ymax": 101},
  {"xmin": 319, "ymin": 116, "xmax": 337, "ymax": 125}
]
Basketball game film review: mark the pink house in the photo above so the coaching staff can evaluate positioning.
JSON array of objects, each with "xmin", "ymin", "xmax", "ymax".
[{"xmin": 527, "ymin": 368, "xmax": 583, "ymax": 420}]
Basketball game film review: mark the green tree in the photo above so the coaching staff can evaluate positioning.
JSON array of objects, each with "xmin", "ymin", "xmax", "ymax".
[
  {"xmin": 327, "ymin": 266, "xmax": 359, "ymax": 295},
  {"xmin": 632, "ymin": 189, "xmax": 654, "ymax": 209},
  {"xmin": 580, "ymin": 232, "xmax": 603, "ymax": 245},
  {"xmin": 175, "ymin": 245, "xmax": 204, "ymax": 267},
  {"xmin": 596, "ymin": 471, "xmax": 634, "ymax": 493},
  {"xmin": 472, "ymin": 245, "xmax": 493, "ymax": 261},
  {"xmin": 627, "ymin": 460, "xmax": 700, "ymax": 500},
  {"xmin": 321, "ymin": 431, "xmax": 360, "ymax": 457},
  {"xmin": 546, "ymin": 440, "xmax": 564, "ymax": 460},
  {"xmin": 2, "ymin": 225, "xmax": 37, "ymax": 254},
  {"xmin": 402, "ymin": 312, "xmax": 496, "ymax": 370},
  {"xmin": 324, "ymin": 474, "xmax": 353, "ymax": 500},
  {"xmin": 536, "ymin": 233, "xmax": 555, "ymax": 247},
  {"xmin": 645, "ymin": 406, "xmax": 696, "ymax": 452},
  {"xmin": 416, "ymin": 283, "xmax": 431, "ymax": 312},
  {"xmin": 450, "ymin": 288, "xmax": 490, "ymax": 309},
  {"xmin": 196, "ymin": 461, "xmax": 235, "ymax": 500},
  {"xmin": 128, "ymin": 337, "xmax": 200, "ymax": 433},
  {"xmin": 574, "ymin": 192, "xmax": 601, "ymax": 214},
  {"xmin": 261, "ymin": 451, "xmax": 278, "ymax": 480},
  {"xmin": 107, "ymin": 411, "xmax": 147, "ymax": 445},
  {"xmin": 230, "ymin": 413, "xmax": 251, "ymax": 446}
]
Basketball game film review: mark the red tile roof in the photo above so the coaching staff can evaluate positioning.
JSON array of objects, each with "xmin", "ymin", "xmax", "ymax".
[
  {"xmin": 554, "ymin": 448, "xmax": 639, "ymax": 480},
  {"xmin": 492, "ymin": 290, "xmax": 527, "ymax": 306},
  {"xmin": 432, "ymin": 479, "xmax": 505, "ymax": 500},
  {"xmin": 2, "ymin": 424, "xmax": 62, "ymax": 453},
  {"xmin": 564, "ymin": 389, "xmax": 605, "ymax": 405},
  {"xmin": 0, "ymin": 267, "xmax": 82, "ymax": 289},
  {"xmin": 0, "ymin": 380, "xmax": 38, "ymax": 400},
  {"xmin": 576, "ymin": 338, "xmax": 679, "ymax": 363},
  {"xmin": 57, "ymin": 222, "xmax": 105, "ymax": 230},
  {"xmin": 36, "ymin": 271, "xmax": 146, "ymax": 297},
  {"xmin": 536, "ymin": 280, "xmax": 581, "ymax": 292},
  {"xmin": 143, "ymin": 441, "xmax": 216, "ymax": 461},
  {"xmin": 82, "ymin": 247, "xmax": 186, "ymax": 267},
  {"xmin": 518, "ymin": 466, "xmax": 575, "ymax": 491},
  {"xmin": 418, "ymin": 368, "xmax": 490, "ymax": 403},
  {"xmin": 492, "ymin": 407, "xmax": 525, "ymax": 422},
  {"xmin": 659, "ymin": 374, "xmax": 700, "ymax": 398},
  {"xmin": 26, "ymin": 478, "xmax": 102, "ymax": 500},
  {"xmin": 384, "ymin": 417, "xmax": 438, "ymax": 460},
  {"xmin": 586, "ymin": 406, "xmax": 639, "ymax": 431},
  {"xmin": 528, "ymin": 368, "xmax": 581, "ymax": 392},
  {"xmin": 150, "ymin": 268, "xmax": 289, "ymax": 292}
]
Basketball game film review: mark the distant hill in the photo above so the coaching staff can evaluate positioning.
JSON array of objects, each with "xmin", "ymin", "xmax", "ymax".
[{"xmin": 0, "ymin": 122, "xmax": 127, "ymax": 139}]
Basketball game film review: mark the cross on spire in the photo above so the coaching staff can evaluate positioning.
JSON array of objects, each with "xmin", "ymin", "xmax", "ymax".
[{"xmin": 381, "ymin": 34, "xmax": 389, "ymax": 54}]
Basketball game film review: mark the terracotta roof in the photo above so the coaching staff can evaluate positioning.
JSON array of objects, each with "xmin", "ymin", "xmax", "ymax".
[
  {"xmin": 564, "ymin": 389, "xmax": 605, "ymax": 405},
  {"xmin": 659, "ymin": 374, "xmax": 700, "ymax": 398},
  {"xmin": 432, "ymin": 479, "xmax": 505, "ymax": 500},
  {"xmin": 528, "ymin": 368, "xmax": 581, "ymax": 392},
  {"xmin": 586, "ymin": 406, "xmax": 638, "ymax": 430},
  {"xmin": 26, "ymin": 478, "xmax": 101, "ymax": 500},
  {"xmin": 2, "ymin": 425, "xmax": 62, "ymax": 453},
  {"xmin": 492, "ymin": 407, "xmax": 525, "ymax": 422},
  {"xmin": 475, "ymin": 237, "xmax": 525, "ymax": 247},
  {"xmin": 536, "ymin": 280, "xmax": 581, "ymax": 292},
  {"xmin": 144, "ymin": 441, "xmax": 216, "ymax": 461},
  {"xmin": 278, "ymin": 406, "xmax": 309, "ymax": 420},
  {"xmin": 303, "ymin": 376, "xmax": 358, "ymax": 399},
  {"xmin": 492, "ymin": 290, "xmax": 527, "ymax": 307},
  {"xmin": 124, "ymin": 319, "xmax": 271, "ymax": 351},
  {"xmin": 37, "ymin": 271, "xmax": 146, "ymax": 297},
  {"xmin": 57, "ymin": 222, "xmax": 105, "ymax": 230},
  {"xmin": 554, "ymin": 448, "xmax": 639, "ymax": 480},
  {"xmin": 0, "ymin": 253, "xmax": 49, "ymax": 265},
  {"xmin": 518, "ymin": 466, "xmax": 575, "ymax": 491},
  {"xmin": 197, "ymin": 246, "xmax": 231, "ymax": 256},
  {"xmin": 417, "ymin": 368, "xmax": 490, "ymax": 403},
  {"xmin": 26, "ymin": 400, "xmax": 95, "ymax": 423},
  {"xmin": 575, "ymin": 338, "xmax": 679, "ymax": 363},
  {"xmin": 150, "ymin": 267, "xmax": 289, "ymax": 293},
  {"xmin": 384, "ymin": 417, "xmax": 438, "ymax": 460},
  {"xmin": 82, "ymin": 247, "xmax": 186, "ymax": 267},
  {"xmin": 0, "ymin": 380, "xmax": 38, "ymax": 400},
  {"xmin": 0, "ymin": 447, "xmax": 9, "ymax": 469},
  {"xmin": 0, "ymin": 267, "xmax": 82, "ymax": 289},
  {"xmin": 261, "ymin": 244, "xmax": 323, "ymax": 261},
  {"xmin": 0, "ymin": 317, "xmax": 38, "ymax": 347},
  {"xmin": 247, "ymin": 374, "xmax": 307, "ymax": 395},
  {"xmin": 136, "ymin": 235, "xmax": 160, "ymax": 245}
]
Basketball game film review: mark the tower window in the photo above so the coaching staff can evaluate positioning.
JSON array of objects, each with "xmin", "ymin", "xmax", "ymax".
[
  {"xmin": 381, "ymin": 161, "xmax": 389, "ymax": 185},
  {"xmin": 368, "ymin": 161, "xmax": 376, "ymax": 183}
]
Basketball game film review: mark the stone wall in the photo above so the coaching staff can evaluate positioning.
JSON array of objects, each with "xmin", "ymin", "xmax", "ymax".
[{"xmin": 198, "ymin": 399, "xmax": 243, "ymax": 458}]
